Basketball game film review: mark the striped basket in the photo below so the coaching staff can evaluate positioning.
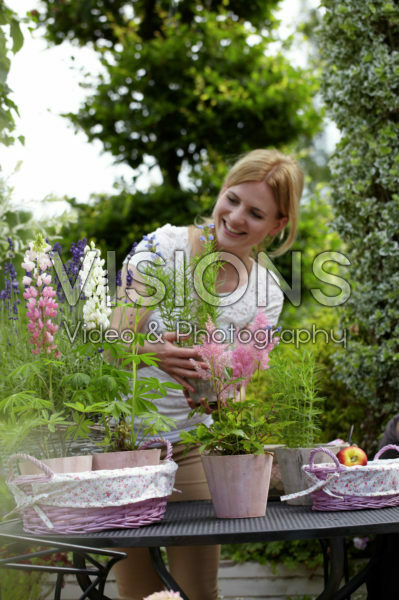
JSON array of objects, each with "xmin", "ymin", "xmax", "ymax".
[
  {"xmin": 6, "ymin": 439, "xmax": 177, "ymax": 534},
  {"xmin": 289, "ymin": 444, "xmax": 399, "ymax": 511}
]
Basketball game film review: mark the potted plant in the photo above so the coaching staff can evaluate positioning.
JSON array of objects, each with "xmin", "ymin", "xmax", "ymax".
[
  {"xmin": 64, "ymin": 305, "xmax": 179, "ymax": 470},
  {"xmin": 60, "ymin": 242, "xmax": 180, "ymax": 470},
  {"xmin": 268, "ymin": 347, "xmax": 343, "ymax": 505},
  {"xmin": 141, "ymin": 223, "xmax": 222, "ymax": 405},
  {"xmin": 180, "ymin": 312, "xmax": 280, "ymax": 518}
]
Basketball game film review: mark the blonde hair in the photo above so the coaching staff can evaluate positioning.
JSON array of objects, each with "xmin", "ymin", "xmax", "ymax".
[{"xmin": 220, "ymin": 149, "xmax": 304, "ymax": 257}]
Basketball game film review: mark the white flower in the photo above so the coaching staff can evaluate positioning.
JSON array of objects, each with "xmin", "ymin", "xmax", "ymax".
[
  {"xmin": 22, "ymin": 234, "xmax": 53, "ymax": 278},
  {"xmin": 79, "ymin": 242, "xmax": 111, "ymax": 330}
]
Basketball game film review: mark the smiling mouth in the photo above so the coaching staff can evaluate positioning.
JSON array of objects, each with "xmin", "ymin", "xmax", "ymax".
[{"xmin": 222, "ymin": 219, "xmax": 245, "ymax": 235}]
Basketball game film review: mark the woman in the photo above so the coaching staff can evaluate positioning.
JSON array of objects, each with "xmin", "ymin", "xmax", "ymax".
[{"xmin": 111, "ymin": 148, "xmax": 304, "ymax": 600}]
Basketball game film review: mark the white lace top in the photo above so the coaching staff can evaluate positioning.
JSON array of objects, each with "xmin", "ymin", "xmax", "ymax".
[{"xmin": 124, "ymin": 224, "xmax": 284, "ymax": 443}]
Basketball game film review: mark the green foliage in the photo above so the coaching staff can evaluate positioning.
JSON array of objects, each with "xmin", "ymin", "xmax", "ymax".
[
  {"xmin": 66, "ymin": 10, "xmax": 319, "ymax": 185},
  {"xmin": 0, "ymin": 569, "xmax": 49, "ymax": 600},
  {"xmin": 0, "ymin": 177, "xmax": 78, "ymax": 288},
  {"xmin": 248, "ymin": 346, "xmax": 324, "ymax": 448},
  {"xmin": 0, "ymin": 305, "xmax": 101, "ymax": 457},
  {"xmin": 317, "ymin": 0, "xmax": 399, "ymax": 450},
  {"xmin": 180, "ymin": 396, "xmax": 279, "ymax": 455},
  {"xmin": 37, "ymin": 0, "xmax": 322, "ymax": 256},
  {"xmin": 37, "ymin": 0, "xmax": 280, "ymax": 46},
  {"xmin": 60, "ymin": 186, "xmax": 200, "ymax": 268},
  {"xmin": 0, "ymin": 2, "xmax": 24, "ymax": 146},
  {"xmin": 64, "ymin": 334, "xmax": 178, "ymax": 450},
  {"xmin": 221, "ymin": 539, "xmax": 324, "ymax": 571},
  {"xmin": 271, "ymin": 187, "xmax": 346, "ymax": 328}
]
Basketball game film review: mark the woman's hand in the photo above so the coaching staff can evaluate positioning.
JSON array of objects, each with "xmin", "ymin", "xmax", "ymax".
[
  {"xmin": 184, "ymin": 383, "xmax": 246, "ymax": 413},
  {"xmin": 139, "ymin": 331, "xmax": 207, "ymax": 393},
  {"xmin": 184, "ymin": 393, "xmax": 218, "ymax": 414}
]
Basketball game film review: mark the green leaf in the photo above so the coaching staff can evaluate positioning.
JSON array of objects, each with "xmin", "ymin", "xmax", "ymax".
[{"xmin": 10, "ymin": 19, "xmax": 23, "ymax": 53}]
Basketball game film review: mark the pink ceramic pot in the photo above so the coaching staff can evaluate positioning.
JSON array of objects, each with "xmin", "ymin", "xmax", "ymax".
[
  {"xmin": 201, "ymin": 452, "xmax": 273, "ymax": 518},
  {"xmin": 92, "ymin": 448, "xmax": 161, "ymax": 470},
  {"xmin": 19, "ymin": 454, "xmax": 93, "ymax": 475}
]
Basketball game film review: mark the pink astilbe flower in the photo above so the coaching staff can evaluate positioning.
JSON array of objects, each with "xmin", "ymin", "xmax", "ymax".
[
  {"xmin": 189, "ymin": 312, "xmax": 278, "ymax": 404},
  {"xmin": 190, "ymin": 317, "xmax": 232, "ymax": 404},
  {"xmin": 143, "ymin": 592, "xmax": 182, "ymax": 600},
  {"xmin": 231, "ymin": 309, "xmax": 278, "ymax": 386},
  {"xmin": 22, "ymin": 234, "xmax": 60, "ymax": 358},
  {"xmin": 231, "ymin": 342, "xmax": 257, "ymax": 382}
]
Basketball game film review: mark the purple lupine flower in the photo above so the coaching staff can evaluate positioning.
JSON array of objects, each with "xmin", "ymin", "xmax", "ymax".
[
  {"xmin": 126, "ymin": 269, "xmax": 134, "ymax": 286},
  {"xmin": 66, "ymin": 238, "xmax": 87, "ymax": 285},
  {"xmin": 116, "ymin": 269, "xmax": 122, "ymax": 287},
  {"xmin": 7, "ymin": 238, "xmax": 14, "ymax": 257},
  {"xmin": 6, "ymin": 262, "xmax": 19, "ymax": 295},
  {"xmin": 2, "ymin": 278, "xmax": 11, "ymax": 300},
  {"xmin": 52, "ymin": 241, "xmax": 62, "ymax": 255},
  {"xmin": 127, "ymin": 241, "xmax": 138, "ymax": 259}
]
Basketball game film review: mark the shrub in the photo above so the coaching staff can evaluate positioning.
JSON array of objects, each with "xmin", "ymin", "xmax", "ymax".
[{"xmin": 317, "ymin": 0, "xmax": 399, "ymax": 450}]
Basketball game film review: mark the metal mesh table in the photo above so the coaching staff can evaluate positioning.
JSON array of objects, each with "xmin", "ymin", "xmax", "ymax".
[{"xmin": 3, "ymin": 500, "xmax": 399, "ymax": 599}]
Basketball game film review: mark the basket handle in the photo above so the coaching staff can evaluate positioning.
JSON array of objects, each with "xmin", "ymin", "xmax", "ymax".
[
  {"xmin": 138, "ymin": 438, "xmax": 173, "ymax": 461},
  {"xmin": 374, "ymin": 444, "xmax": 399, "ymax": 460},
  {"xmin": 308, "ymin": 447, "xmax": 341, "ymax": 471},
  {"xmin": 7, "ymin": 453, "xmax": 55, "ymax": 482}
]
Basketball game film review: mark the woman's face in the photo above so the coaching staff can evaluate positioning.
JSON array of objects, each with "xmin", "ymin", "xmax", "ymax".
[{"xmin": 213, "ymin": 180, "xmax": 288, "ymax": 260}]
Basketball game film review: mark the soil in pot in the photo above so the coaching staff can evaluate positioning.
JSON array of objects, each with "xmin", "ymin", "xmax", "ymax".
[{"xmin": 201, "ymin": 452, "xmax": 273, "ymax": 518}]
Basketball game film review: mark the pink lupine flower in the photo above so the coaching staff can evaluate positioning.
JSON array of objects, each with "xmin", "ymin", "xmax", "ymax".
[{"xmin": 22, "ymin": 234, "xmax": 61, "ymax": 358}]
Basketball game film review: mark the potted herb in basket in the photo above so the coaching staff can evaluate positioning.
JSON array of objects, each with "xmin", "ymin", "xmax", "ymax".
[{"xmin": 180, "ymin": 312, "xmax": 280, "ymax": 518}]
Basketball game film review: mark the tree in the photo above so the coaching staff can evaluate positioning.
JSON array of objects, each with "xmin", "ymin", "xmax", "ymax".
[
  {"xmin": 317, "ymin": 0, "xmax": 399, "ymax": 450},
  {"xmin": 0, "ymin": 2, "xmax": 23, "ymax": 146},
  {"xmin": 37, "ymin": 0, "xmax": 321, "ymax": 261}
]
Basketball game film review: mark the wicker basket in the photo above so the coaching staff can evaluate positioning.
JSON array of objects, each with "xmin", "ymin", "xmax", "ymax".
[
  {"xmin": 7, "ymin": 439, "xmax": 177, "ymax": 534},
  {"xmin": 281, "ymin": 444, "xmax": 399, "ymax": 510}
]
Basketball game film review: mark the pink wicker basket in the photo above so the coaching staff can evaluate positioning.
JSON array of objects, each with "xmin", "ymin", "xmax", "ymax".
[
  {"xmin": 299, "ymin": 444, "xmax": 399, "ymax": 511},
  {"xmin": 7, "ymin": 439, "xmax": 177, "ymax": 534}
]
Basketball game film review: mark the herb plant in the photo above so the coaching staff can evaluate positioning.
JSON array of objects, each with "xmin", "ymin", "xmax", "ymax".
[
  {"xmin": 265, "ymin": 348, "xmax": 324, "ymax": 448},
  {"xmin": 141, "ymin": 223, "xmax": 221, "ymax": 345}
]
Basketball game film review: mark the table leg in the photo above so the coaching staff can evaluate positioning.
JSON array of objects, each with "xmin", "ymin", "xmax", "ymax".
[
  {"xmin": 73, "ymin": 551, "xmax": 126, "ymax": 600},
  {"xmin": 149, "ymin": 547, "xmax": 191, "ymax": 600},
  {"xmin": 316, "ymin": 537, "xmax": 345, "ymax": 600}
]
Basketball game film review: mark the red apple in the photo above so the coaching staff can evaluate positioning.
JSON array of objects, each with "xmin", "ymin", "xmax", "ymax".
[{"xmin": 337, "ymin": 446, "xmax": 368, "ymax": 466}]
